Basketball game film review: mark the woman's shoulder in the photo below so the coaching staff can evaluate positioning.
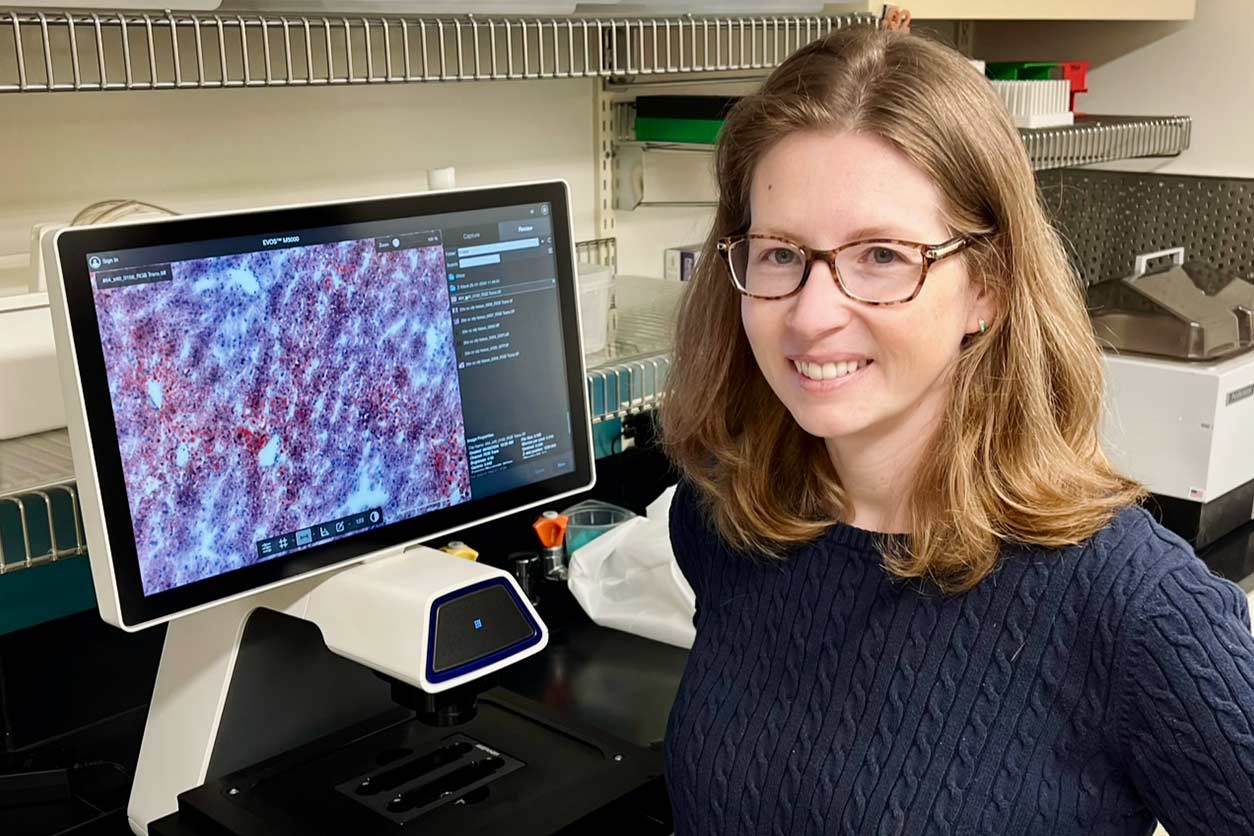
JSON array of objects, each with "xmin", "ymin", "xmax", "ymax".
[
  {"xmin": 1101, "ymin": 505, "xmax": 1250, "ymax": 625},
  {"xmin": 1084, "ymin": 504, "xmax": 1192, "ymax": 569},
  {"xmin": 1082, "ymin": 505, "xmax": 1222, "ymax": 588},
  {"xmin": 1029, "ymin": 504, "xmax": 1248, "ymax": 631}
]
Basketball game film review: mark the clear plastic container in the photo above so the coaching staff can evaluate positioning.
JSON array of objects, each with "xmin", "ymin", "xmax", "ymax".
[
  {"xmin": 0, "ymin": 293, "xmax": 66, "ymax": 439},
  {"xmin": 577, "ymin": 262, "xmax": 614, "ymax": 356},
  {"xmin": 561, "ymin": 499, "xmax": 636, "ymax": 554}
]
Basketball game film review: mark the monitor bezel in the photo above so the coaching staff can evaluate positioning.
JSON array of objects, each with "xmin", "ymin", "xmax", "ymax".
[{"xmin": 53, "ymin": 181, "xmax": 593, "ymax": 629}]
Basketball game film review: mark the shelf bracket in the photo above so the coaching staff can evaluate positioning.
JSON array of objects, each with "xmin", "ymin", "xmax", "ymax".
[
  {"xmin": 955, "ymin": 20, "xmax": 976, "ymax": 57},
  {"xmin": 595, "ymin": 79, "xmax": 616, "ymax": 237}
]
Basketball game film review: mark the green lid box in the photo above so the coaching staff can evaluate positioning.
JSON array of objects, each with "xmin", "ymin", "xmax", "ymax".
[{"xmin": 634, "ymin": 95, "xmax": 741, "ymax": 145}]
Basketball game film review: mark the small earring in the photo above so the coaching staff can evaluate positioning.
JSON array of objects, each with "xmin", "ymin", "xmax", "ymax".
[{"xmin": 979, "ymin": 319, "xmax": 987, "ymax": 335}]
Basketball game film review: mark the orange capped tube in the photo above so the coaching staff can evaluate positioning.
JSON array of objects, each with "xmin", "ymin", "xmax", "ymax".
[
  {"xmin": 532, "ymin": 510, "xmax": 568, "ymax": 548},
  {"xmin": 533, "ymin": 510, "xmax": 569, "ymax": 579}
]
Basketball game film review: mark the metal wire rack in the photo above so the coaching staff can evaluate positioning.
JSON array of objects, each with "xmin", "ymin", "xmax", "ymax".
[
  {"xmin": 0, "ymin": 431, "xmax": 87, "ymax": 576},
  {"xmin": 614, "ymin": 101, "xmax": 1192, "ymax": 175},
  {"xmin": 0, "ymin": 10, "xmax": 874, "ymax": 93},
  {"xmin": 579, "ymin": 237, "xmax": 673, "ymax": 426},
  {"xmin": 577, "ymin": 239, "xmax": 676, "ymax": 425},
  {"xmin": 574, "ymin": 236, "xmax": 617, "ymax": 271},
  {"xmin": 585, "ymin": 274, "xmax": 683, "ymax": 424},
  {"xmin": 1020, "ymin": 115, "xmax": 1192, "ymax": 171}
]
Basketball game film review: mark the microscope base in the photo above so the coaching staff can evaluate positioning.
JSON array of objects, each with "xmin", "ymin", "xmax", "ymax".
[
  {"xmin": 143, "ymin": 607, "xmax": 670, "ymax": 836},
  {"xmin": 149, "ymin": 688, "xmax": 670, "ymax": 836}
]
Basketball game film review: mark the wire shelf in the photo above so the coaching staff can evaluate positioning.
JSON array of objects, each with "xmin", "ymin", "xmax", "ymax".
[
  {"xmin": 0, "ymin": 431, "xmax": 87, "ymax": 576},
  {"xmin": 0, "ymin": 428, "xmax": 75, "ymax": 495},
  {"xmin": 575, "ymin": 236, "xmax": 617, "ymax": 271},
  {"xmin": 614, "ymin": 102, "xmax": 1192, "ymax": 180},
  {"xmin": 579, "ymin": 238, "xmax": 682, "ymax": 424},
  {"xmin": 1021, "ymin": 115, "xmax": 1192, "ymax": 171},
  {"xmin": 0, "ymin": 10, "xmax": 874, "ymax": 93},
  {"xmin": 585, "ymin": 274, "xmax": 683, "ymax": 424}
]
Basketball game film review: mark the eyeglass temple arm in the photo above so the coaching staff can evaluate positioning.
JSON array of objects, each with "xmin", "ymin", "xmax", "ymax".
[{"xmin": 925, "ymin": 237, "xmax": 969, "ymax": 260}]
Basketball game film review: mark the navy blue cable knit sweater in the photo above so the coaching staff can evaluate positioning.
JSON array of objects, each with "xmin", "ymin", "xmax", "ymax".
[{"xmin": 664, "ymin": 480, "xmax": 1254, "ymax": 835}]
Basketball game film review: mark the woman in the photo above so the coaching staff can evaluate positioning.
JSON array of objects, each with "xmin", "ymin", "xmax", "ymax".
[{"xmin": 660, "ymin": 24, "xmax": 1254, "ymax": 836}]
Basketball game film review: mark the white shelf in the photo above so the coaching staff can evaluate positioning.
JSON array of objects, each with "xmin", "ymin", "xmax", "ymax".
[{"xmin": 0, "ymin": 9, "xmax": 874, "ymax": 93}]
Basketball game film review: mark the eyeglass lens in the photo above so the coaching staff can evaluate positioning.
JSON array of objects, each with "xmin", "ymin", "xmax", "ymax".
[{"xmin": 728, "ymin": 237, "xmax": 925, "ymax": 302}]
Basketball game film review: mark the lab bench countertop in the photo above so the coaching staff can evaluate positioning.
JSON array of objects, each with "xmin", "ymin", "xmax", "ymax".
[{"xmin": 496, "ymin": 611, "xmax": 690, "ymax": 751}]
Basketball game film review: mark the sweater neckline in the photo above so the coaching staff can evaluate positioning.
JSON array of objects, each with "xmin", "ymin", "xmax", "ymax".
[{"xmin": 820, "ymin": 520, "xmax": 907, "ymax": 555}]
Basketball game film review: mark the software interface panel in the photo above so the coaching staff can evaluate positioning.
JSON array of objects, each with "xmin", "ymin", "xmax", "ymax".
[{"xmin": 86, "ymin": 202, "xmax": 572, "ymax": 595}]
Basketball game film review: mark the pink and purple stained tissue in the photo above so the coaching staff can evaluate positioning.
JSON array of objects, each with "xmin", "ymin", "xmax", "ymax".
[{"xmin": 93, "ymin": 239, "xmax": 470, "ymax": 595}]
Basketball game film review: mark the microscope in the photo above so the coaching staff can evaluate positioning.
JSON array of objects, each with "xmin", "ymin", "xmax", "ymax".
[{"xmin": 45, "ymin": 182, "xmax": 671, "ymax": 834}]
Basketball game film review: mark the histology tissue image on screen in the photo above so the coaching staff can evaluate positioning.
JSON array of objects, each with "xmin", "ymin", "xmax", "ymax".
[{"xmin": 93, "ymin": 239, "xmax": 471, "ymax": 595}]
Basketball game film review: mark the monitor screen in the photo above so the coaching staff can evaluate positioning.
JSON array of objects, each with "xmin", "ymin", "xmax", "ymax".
[{"xmin": 52, "ymin": 182, "xmax": 593, "ymax": 628}]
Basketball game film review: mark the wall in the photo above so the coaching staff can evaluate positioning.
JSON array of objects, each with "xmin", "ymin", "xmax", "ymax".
[{"xmin": 1, "ymin": 77, "xmax": 597, "ymax": 292}]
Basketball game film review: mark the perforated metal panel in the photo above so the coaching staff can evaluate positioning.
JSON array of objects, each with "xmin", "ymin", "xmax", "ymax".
[{"xmin": 1041, "ymin": 169, "xmax": 1254, "ymax": 287}]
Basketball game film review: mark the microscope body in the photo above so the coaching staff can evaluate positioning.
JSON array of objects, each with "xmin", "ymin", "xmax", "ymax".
[{"xmin": 129, "ymin": 545, "xmax": 546, "ymax": 835}]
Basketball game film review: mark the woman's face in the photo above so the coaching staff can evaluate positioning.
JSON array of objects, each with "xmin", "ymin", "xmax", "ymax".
[{"xmin": 741, "ymin": 130, "xmax": 993, "ymax": 445}]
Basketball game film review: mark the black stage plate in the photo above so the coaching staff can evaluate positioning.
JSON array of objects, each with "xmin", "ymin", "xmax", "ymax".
[{"xmin": 150, "ymin": 688, "xmax": 671, "ymax": 836}]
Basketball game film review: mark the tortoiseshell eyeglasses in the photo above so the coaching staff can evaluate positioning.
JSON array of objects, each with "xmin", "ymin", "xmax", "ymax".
[{"xmin": 717, "ymin": 233, "xmax": 973, "ymax": 305}]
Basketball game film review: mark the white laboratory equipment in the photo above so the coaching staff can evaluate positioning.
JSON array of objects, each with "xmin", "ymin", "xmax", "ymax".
[
  {"xmin": 1092, "ymin": 248, "xmax": 1254, "ymax": 547},
  {"xmin": 43, "ymin": 182, "xmax": 668, "ymax": 835}
]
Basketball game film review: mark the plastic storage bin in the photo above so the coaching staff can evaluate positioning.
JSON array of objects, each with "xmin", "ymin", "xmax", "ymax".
[
  {"xmin": 986, "ymin": 60, "xmax": 1090, "ymax": 115},
  {"xmin": 577, "ymin": 262, "xmax": 614, "ymax": 356},
  {"xmin": 988, "ymin": 79, "xmax": 1074, "ymax": 129},
  {"xmin": 635, "ymin": 96, "xmax": 740, "ymax": 145},
  {"xmin": 562, "ymin": 499, "xmax": 636, "ymax": 553}
]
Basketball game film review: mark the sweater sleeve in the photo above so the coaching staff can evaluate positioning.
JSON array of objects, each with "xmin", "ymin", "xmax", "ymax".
[{"xmin": 1114, "ymin": 542, "xmax": 1254, "ymax": 836}]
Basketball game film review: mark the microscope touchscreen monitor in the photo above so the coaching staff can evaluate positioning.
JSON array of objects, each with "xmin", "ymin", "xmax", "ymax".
[{"xmin": 50, "ymin": 182, "xmax": 592, "ymax": 629}]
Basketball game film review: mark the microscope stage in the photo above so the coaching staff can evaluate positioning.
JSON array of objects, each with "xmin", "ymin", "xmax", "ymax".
[{"xmin": 149, "ymin": 688, "xmax": 671, "ymax": 836}]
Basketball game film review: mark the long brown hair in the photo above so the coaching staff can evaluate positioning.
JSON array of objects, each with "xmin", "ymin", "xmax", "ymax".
[{"xmin": 659, "ymin": 25, "xmax": 1144, "ymax": 592}]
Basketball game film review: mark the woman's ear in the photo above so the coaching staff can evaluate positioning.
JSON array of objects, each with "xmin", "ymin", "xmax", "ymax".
[{"xmin": 965, "ymin": 272, "xmax": 1001, "ymax": 337}]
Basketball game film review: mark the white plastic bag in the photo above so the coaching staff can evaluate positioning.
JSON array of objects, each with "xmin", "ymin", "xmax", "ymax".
[{"xmin": 566, "ymin": 486, "xmax": 696, "ymax": 649}]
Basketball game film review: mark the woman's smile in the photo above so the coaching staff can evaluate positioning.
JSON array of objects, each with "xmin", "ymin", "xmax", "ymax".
[{"xmin": 790, "ymin": 357, "xmax": 875, "ymax": 392}]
